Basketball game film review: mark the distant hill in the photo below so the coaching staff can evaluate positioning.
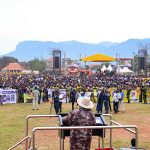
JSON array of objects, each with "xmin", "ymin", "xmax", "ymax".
[{"xmin": 5, "ymin": 38, "xmax": 150, "ymax": 61}]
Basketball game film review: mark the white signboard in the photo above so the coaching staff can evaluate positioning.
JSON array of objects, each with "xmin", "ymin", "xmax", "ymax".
[{"xmin": 1, "ymin": 89, "xmax": 17, "ymax": 104}]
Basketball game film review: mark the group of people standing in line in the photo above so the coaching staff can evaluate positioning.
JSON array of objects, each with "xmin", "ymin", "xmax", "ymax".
[
  {"xmin": 96, "ymin": 88, "xmax": 125, "ymax": 114},
  {"xmin": 31, "ymin": 82, "xmax": 147, "ymax": 115},
  {"xmin": 37, "ymin": 85, "xmax": 125, "ymax": 115}
]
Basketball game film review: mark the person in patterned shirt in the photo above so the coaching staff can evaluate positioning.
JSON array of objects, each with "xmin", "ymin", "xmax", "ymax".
[{"xmin": 63, "ymin": 96, "xmax": 96, "ymax": 150}]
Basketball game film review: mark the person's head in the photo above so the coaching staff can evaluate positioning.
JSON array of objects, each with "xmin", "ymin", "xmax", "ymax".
[
  {"xmin": 77, "ymin": 96, "xmax": 94, "ymax": 109},
  {"xmin": 131, "ymin": 138, "xmax": 136, "ymax": 147},
  {"xmin": 55, "ymin": 89, "xmax": 59, "ymax": 95}
]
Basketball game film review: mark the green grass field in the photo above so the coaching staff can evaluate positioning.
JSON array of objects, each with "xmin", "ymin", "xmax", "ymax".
[{"xmin": 0, "ymin": 102, "xmax": 150, "ymax": 150}]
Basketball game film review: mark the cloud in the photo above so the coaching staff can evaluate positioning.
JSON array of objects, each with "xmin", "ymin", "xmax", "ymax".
[{"xmin": 0, "ymin": 0, "xmax": 150, "ymax": 54}]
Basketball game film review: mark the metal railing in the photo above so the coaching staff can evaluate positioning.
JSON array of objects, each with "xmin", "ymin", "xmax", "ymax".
[
  {"xmin": 26, "ymin": 115, "xmax": 59, "ymax": 137},
  {"xmin": 32, "ymin": 125, "xmax": 138, "ymax": 150},
  {"xmin": 9, "ymin": 114, "xmax": 138, "ymax": 150},
  {"xmin": 8, "ymin": 136, "xmax": 31, "ymax": 150},
  {"xmin": 103, "ymin": 114, "xmax": 113, "ymax": 148},
  {"xmin": 8, "ymin": 115, "xmax": 59, "ymax": 150},
  {"xmin": 25, "ymin": 115, "xmax": 59, "ymax": 150}
]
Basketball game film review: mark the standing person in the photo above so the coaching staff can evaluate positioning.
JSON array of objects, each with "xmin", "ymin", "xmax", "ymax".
[
  {"xmin": 0, "ymin": 88, "xmax": 3, "ymax": 106},
  {"xmin": 104, "ymin": 89, "xmax": 110, "ymax": 114},
  {"xmin": 38, "ymin": 86, "xmax": 42, "ymax": 104},
  {"xmin": 75, "ymin": 89, "xmax": 81, "ymax": 108},
  {"xmin": 139, "ymin": 86, "xmax": 143, "ymax": 103},
  {"xmin": 63, "ymin": 96, "xmax": 96, "ymax": 150},
  {"xmin": 118, "ymin": 89, "xmax": 125, "ymax": 112},
  {"xmin": 108, "ymin": 87, "xmax": 112, "ymax": 111},
  {"xmin": 66, "ymin": 85, "xmax": 70, "ymax": 103},
  {"xmin": 59, "ymin": 92, "xmax": 64, "ymax": 113},
  {"xmin": 142, "ymin": 86, "xmax": 147, "ymax": 104},
  {"xmin": 0, "ymin": 95, "xmax": 2, "ymax": 106},
  {"xmin": 112, "ymin": 90, "xmax": 119, "ymax": 113},
  {"xmin": 70, "ymin": 87, "xmax": 76, "ymax": 110},
  {"xmin": 52, "ymin": 89, "xmax": 60, "ymax": 114},
  {"xmin": 32, "ymin": 86, "xmax": 40, "ymax": 110},
  {"xmin": 126, "ymin": 87, "xmax": 131, "ymax": 103},
  {"xmin": 96, "ymin": 88, "xmax": 105, "ymax": 113}
]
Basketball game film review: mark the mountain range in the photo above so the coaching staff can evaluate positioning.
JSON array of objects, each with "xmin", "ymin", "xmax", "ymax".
[{"xmin": 4, "ymin": 38, "xmax": 150, "ymax": 62}]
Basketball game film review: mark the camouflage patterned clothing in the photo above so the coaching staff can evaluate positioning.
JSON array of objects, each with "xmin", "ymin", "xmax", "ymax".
[{"xmin": 63, "ymin": 108, "xmax": 96, "ymax": 150}]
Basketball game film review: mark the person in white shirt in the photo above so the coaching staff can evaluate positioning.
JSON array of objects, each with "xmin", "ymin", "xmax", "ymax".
[
  {"xmin": 32, "ymin": 86, "xmax": 40, "ymax": 110},
  {"xmin": 118, "ymin": 89, "xmax": 125, "ymax": 112},
  {"xmin": 112, "ymin": 90, "xmax": 119, "ymax": 113}
]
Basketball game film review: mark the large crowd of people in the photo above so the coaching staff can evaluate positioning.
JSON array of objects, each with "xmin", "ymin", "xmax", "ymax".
[
  {"xmin": 0, "ymin": 71, "xmax": 150, "ymax": 113},
  {"xmin": 0, "ymin": 71, "xmax": 149, "ymax": 149}
]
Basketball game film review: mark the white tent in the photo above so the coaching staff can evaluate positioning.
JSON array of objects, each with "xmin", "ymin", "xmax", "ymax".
[
  {"xmin": 101, "ymin": 65, "xmax": 107, "ymax": 72},
  {"xmin": 107, "ymin": 64, "xmax": 113, "ymax": 72},
  {"xmin": 120, "ymin": 67, "xmax": 133, "ymax": 73},
  {"xmin": 116, "ymin": 66, "xmax": 122, "ymax": 74}
]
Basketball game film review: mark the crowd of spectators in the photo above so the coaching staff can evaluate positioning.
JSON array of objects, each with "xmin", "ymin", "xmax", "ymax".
[{"xmin": 0, "ymin": 71, "xmax": 149, "ymax": 106}]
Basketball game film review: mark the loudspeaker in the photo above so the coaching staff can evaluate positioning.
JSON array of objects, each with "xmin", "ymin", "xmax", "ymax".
[
  {"xmin": 54, "ymin": 56, "xmax": 60, "ymax": 68},
  {"xmin": 139, "ymin": 57, "xmax": 145, "ymax": 70},
  {"xmin": 52, "ymin": 50, "xmax": 61, "ymax": 74}
]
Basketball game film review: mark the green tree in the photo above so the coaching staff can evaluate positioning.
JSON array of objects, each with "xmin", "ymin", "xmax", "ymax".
[
  {"xmin": 0, "ymin": 56, "xmax": 18, "ymax": 69},
  {"xmin": 28, "ymin": 58, "xmax": 46, "ymax": 72}
]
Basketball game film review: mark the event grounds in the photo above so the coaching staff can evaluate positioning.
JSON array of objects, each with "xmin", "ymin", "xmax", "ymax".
[{"xmin": 0, "ymin": 102, "xmax": 150, "ymax": 150}]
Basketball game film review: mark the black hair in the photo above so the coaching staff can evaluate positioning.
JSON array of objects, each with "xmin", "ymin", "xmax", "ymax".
[{"xmin": 131, "ymin": 138, "xmax": 136, "ymax": 147}]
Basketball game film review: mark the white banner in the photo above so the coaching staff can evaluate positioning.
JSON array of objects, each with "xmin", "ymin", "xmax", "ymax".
[
  {"xmin": 1, "ymin": 89, "xmax": 17, "ymax": 104},
  {"xmin": 48, "ymin": 89, "xmax": 66, "ymax": 103},
  {"xmin": 130, "ymin": 90, "xmax": 138, "ymax": 103}
]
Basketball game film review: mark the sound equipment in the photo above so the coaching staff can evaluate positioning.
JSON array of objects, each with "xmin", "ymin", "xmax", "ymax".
[
  {"xmin": 54, "ymin": 56, "xmax": 60, "ymax": 68},
  {"xmin": 53, "ymin": 50, "xmax": 61, "ymax": 74},
  {"xmin": 138, "ymin": 49, "xmax": 147, "ymax": 72},
  {"xmin": 139, "ymin": 57, "xmax": 145, "ymax": 70}
]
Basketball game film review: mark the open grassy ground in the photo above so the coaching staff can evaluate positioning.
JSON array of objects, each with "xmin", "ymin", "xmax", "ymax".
[{"xmin": 0, "ymin": 102, "xmax": 150, "ymax": 150}]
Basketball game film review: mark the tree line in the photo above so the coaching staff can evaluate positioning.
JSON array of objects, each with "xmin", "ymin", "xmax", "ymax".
[{"xmin": 0, "ymin": 56, "xmax": 46, "ymax": 72}]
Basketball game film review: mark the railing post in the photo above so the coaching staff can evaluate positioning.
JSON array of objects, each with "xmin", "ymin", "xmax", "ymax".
[
  {"xmin": 32, "ymin": 130, "xmax": 35, "ymax": 150},
  {"xmin": 135, "ymin": 127, "xmax": 138, "ymax": 150},
  {"xmin": 102, "ymin": 114, "xmax": 112, "ymax": 149},
  {"xmin": 110, "ymin": 115, "xmax": 112, "ymax": 148},
  {"xmin": 26, "ymin": 116, "xmax": 30, "ymax": 150},
  {"xmin": 98, "ymin": 136, "xmax": 100, "ymax": 149}
]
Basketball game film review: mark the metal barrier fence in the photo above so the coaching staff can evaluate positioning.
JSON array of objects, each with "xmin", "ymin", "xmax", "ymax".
[
  {"xmin": 25, "ymin": 114, "xmax": 112, "ymax": 150},
  {"xmin": 25, "ymin": 115, "xmax": 59, "ymax": 150},
  {"xmin": 32, "ymin": 125, "xmax": 138, "ymax": 150},
  {"xmin": 8, "ymin": 114, "xmax": 138, "ymax": 150},
  {"xmin": 26, "ymin": 115, "xmax": 59, "ymax": 137}
]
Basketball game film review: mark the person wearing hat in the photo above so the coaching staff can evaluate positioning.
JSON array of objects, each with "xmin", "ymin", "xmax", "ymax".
[{"xmin": 63, "ymin": 96, "xmax": 96, "ymax": 150}]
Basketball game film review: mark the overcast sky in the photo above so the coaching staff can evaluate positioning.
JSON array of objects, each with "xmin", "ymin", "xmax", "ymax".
[{"xmin": 0, "ymin": 0, "xmax": 150, "ymax": 54}]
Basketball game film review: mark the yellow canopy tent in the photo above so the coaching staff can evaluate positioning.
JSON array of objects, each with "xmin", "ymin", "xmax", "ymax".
[{"xmin": 81, "ymin": 54, "xmax": 116, "ymax": 62}]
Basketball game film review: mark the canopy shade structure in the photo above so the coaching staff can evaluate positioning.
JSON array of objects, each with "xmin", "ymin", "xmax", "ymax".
[{"xmin": 81, "ymin": 54, "xmax": 116, "ymax": 62}]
